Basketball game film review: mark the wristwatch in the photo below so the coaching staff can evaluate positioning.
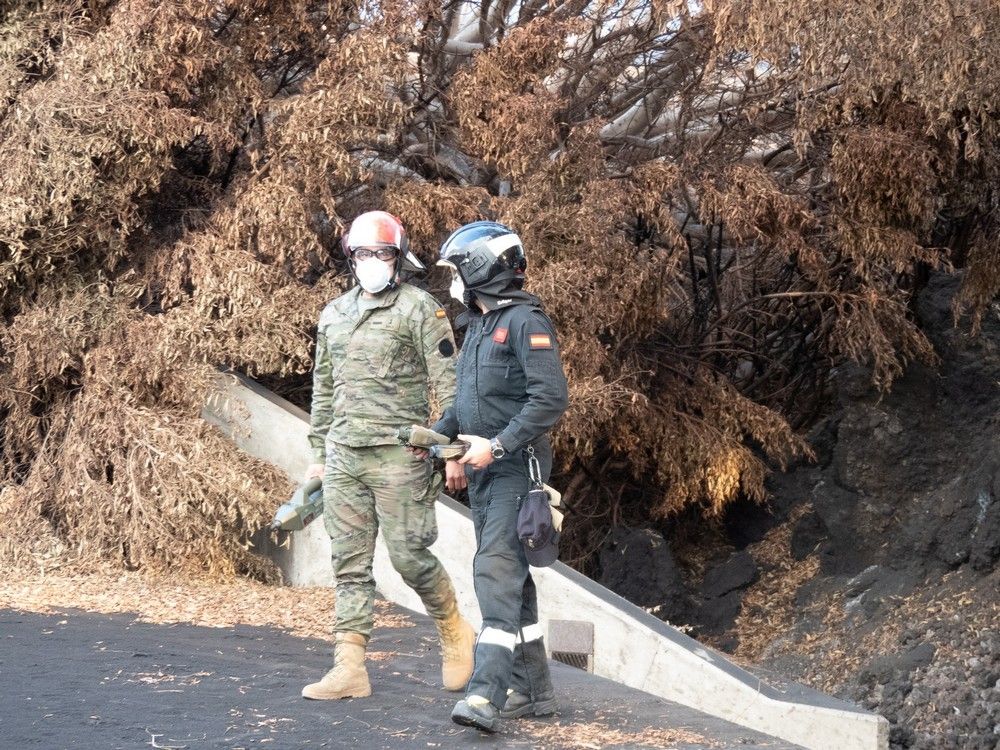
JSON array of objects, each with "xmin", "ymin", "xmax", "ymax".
[{"xmin": 489, "ymin": 437, "xmax": 506, "ymax": 460}]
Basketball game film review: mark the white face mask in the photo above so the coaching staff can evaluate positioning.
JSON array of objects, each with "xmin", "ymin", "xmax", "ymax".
[
  {"xmin": 355, "ymin": 258, "xmax": 392, "ymax": 294},
  {"xmin": 449, "ymin": 273, "xmax": 466, "ymax": 305}
]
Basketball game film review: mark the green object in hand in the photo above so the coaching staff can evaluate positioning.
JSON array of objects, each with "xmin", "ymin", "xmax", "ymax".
[
  {"xmin": 397, "ymin": 424, "xmax": 469, "ymax": 459},
  {"xmin": 429, "ymin": 442, "xmax": 469, "ymax": 460},
  {"xmin": 396, "ymin": 424, "xmax": 452, "ymax": 448},
  {"xmin": 269, "ymin": 477, "xmax": 324, "ymax": 531}
]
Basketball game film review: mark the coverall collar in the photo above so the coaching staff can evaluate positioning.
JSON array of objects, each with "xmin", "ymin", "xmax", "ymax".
[{"xmin": 456, "ymin": 289, "xmax": 543, "ymax": 329}]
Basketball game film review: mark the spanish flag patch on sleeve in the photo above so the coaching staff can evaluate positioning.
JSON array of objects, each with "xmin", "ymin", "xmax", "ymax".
[{"xmin": 528, "ymin": 333, "xmax": 553, "ymax": 350}]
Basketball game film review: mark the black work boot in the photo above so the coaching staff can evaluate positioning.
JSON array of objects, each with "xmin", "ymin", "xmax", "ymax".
[
  {"xmin": 451, "ymin": 695, "xmax": 500, "ymax": 733},
  {"xmin": 501, "ymin": 639, "xmax": 556, "ymax": 718}
]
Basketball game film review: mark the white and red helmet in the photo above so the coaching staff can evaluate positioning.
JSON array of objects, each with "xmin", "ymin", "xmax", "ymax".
[{"xmin": 341, "ymin": 211, "xmax": 425, "ymax": 275}]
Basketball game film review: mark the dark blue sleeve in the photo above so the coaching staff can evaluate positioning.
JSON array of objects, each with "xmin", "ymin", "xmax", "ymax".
[
  {"xmin": 431, "ymin": 406, "xmax": 459, "ymax": 440},
  {"xmin": 496, "ymin": 308, "xmax": 569, "ymax": 452}
]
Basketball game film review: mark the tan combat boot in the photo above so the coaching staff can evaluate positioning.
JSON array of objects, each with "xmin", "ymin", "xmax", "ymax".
[
  {"xmin": 301, "ymin": 632, "xmax": 372, "ymax": 700},
  {"xmin": 434, "ymin": 610, "xmax": 475, "ymax": 691}
]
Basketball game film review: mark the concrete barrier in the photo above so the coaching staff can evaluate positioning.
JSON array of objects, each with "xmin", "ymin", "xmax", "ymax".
[{"xmin": 203, "ymin": 372, "xmax": 889, "ymax": 750}]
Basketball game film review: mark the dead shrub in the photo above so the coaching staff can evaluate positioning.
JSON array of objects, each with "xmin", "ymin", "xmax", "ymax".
[{"xmin": 1, "ymin": 0, "xmax": 996, "ymax": 574}]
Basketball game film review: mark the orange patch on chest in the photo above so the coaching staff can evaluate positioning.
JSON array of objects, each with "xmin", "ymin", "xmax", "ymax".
[{"xmin": 492, "ymin": 327, "xmax": 509, "ymax": 344}]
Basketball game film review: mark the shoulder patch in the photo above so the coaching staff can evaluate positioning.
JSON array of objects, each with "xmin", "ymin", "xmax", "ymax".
[
  {"xmin": 435, "ymin": 308, "xmax": 447, "ymax": 319},
  {"xmin": 528, "ymin": 333, "xmax": 553, "ymax": 350},
  {"xmin": 492, "ymin": 327, "xmax": 509, "ymax": 344}
]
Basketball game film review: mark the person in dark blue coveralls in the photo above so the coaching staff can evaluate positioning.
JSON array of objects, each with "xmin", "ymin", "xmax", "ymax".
[{"xmin": 429, "ymin": 221, "xmax": 569, "ymax": 733}]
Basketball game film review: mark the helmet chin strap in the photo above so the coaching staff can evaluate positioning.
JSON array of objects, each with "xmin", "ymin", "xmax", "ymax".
[
  {"xmin": 390, "ymin": 253, "xmax": 408, "ymax": 288},
  {"xmin": 390, "ymin": 248, "xmax": 431, "ymax": 288}
]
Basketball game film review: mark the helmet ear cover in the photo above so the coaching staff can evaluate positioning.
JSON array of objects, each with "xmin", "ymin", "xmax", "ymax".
[
  {"xmin": 456, "ymin": 245, "xmax": 525, "ymax": 288},
  {"xmin": 455, "ymin": 245, "xmax": 498, "ymax": 287}
]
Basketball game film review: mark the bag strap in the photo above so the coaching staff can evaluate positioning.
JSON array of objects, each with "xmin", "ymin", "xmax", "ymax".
[{"xmin": 525, "ymin": 445, "xmax": 544, "ymax": 490}]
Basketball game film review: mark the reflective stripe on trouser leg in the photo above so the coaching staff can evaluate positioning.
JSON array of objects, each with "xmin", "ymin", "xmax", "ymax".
[
  {"xmin": 479, "ymin": 627, "xmax": 517, "ymax": 650},
  {"xmin": 465, "ymin": 468, "xmax": 534, "ymax": 708},
  {"xmin": 516, "ymin": 623, "xmax": 544, "ymax": 643}
]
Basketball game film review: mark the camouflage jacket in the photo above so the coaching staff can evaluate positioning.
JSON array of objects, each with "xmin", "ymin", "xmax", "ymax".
[{"xmin": 308, "ymin": 283, "xmax": 457, "ymax": 458}]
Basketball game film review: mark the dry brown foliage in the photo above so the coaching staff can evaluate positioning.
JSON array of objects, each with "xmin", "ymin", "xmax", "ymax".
[
  {"xmin": 732, "ymin": 504, "xmax": 823, "ymax": 662},
  {"xmin": 0, "ymin": 569, "xmax": 413, "ymax": 641},
  {"xmin": 2, "ymin": 0, "xmax": 997, "ymax": 575}
]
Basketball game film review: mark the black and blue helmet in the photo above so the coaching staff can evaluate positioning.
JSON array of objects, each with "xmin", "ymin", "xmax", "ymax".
[{"xmin": 437, "ymin": 221, "xmax": 526, "ymax": 289}]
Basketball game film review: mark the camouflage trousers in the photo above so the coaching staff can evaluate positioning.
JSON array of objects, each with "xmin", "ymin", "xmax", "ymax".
[{"xmin": 323, "ymin": 442, "xmax": 458, "ymax": 637}]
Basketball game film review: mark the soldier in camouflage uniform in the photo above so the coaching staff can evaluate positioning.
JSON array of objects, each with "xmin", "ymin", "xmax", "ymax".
[{"xmin": 301, "ymin": 211, "xmax": 475, "ymax": 701}]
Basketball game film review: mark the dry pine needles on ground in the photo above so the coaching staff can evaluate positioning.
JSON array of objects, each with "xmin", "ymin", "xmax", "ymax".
[{"xmin": 0, "ymin": 568, "xmax": 412, "ymax": 644}]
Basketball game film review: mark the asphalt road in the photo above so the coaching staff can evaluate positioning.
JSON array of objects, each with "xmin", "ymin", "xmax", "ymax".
[{"xmin": 0, "ymin": 606, "xmax": 801, "ymax": 749}]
